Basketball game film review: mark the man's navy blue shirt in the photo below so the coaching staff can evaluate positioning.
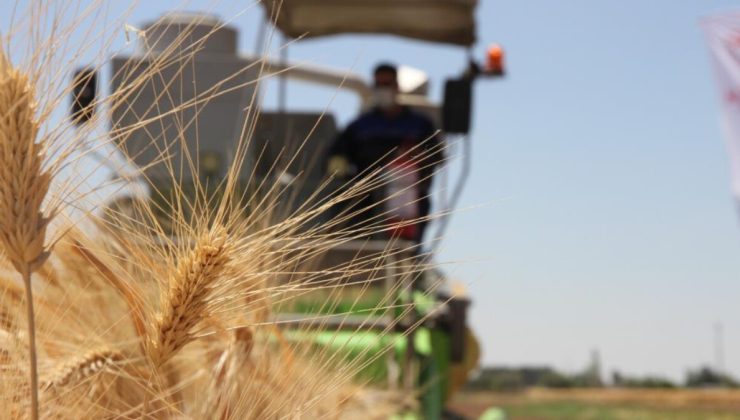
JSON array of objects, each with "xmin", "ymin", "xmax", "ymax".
[{"xmin": 329, "ymin": 106, "xmax": 441, "ymax": 180}]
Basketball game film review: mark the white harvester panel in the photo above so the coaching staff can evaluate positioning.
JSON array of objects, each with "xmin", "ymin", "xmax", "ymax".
[{"xmin": 110, "ymin": 14, "xmax": 260, "ymax": 184}]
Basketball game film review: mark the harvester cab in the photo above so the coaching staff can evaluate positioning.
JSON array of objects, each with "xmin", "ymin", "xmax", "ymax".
[{"xmin": 75, "ymin": 1, "xmax": 503, "ymax": 418}]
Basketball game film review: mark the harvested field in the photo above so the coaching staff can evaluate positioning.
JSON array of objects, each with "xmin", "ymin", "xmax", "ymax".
[{"xmin": 449, "ymin": 388, "xmax": 740, "ymax": 419}]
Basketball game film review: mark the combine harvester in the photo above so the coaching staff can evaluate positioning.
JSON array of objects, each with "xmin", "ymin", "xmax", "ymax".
[{"xmin": 72, "ymin": 1, "xmax": 504, "ymax": 418}]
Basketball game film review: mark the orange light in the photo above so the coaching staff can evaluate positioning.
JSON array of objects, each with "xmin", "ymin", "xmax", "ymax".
[{"xmin": 486, "ymin": 44, "xmax": 505, "ymax": 73}]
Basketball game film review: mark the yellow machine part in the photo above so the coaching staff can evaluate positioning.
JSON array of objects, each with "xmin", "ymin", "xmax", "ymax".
[{"xmin": 447, "ymin": 326, "xmax": 481, "ymax": 399}]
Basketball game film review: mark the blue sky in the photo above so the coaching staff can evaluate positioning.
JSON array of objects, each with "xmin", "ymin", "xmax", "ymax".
[
  {"xmin": 458, "ymin": 0, "xmax": 740, "ymax": 380},
  {"xmin": 4, "ymin": 0, "xmax": 740, "ymax": 381}
]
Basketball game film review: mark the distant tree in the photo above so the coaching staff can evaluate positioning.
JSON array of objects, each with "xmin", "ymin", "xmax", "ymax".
[
  {"xmin": 639, "ymin": 377, "xmax": 677, "ymax": 389},
  {"xmin": 464, "ymin": 368, "xmax": 520, "ymax": 391},
  {"xmin": 538, "ymin": 370, "xmax": 575, "ymax": 388},
  {"xmin": 685, "ymin": 366, "xmax": 738, "ymax": 388},
  {"xmin": 612, "ymin": 370, "xmax": 624, "ymax": 386},
  {"xmin": 465, "ymin": 367, "xmax": 557, "ymax": 391},
  {"xmin": 611, "ymin": 370, "xmax": 676, "ymax": 389},
  {"xmin": 466, "ymin": 364, "xmax": 613, "ymax": 391},
  {"xmin": 464, "ymin": 369, "xmax": 493, "ymax": 391},
  {"xmin": 487, "ymin": 370, "xmax": 525, "ymax": 392}
]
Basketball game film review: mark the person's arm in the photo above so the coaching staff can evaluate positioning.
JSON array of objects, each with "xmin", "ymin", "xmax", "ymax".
[{"xmin": 327, "ymin": 123, "xmax": 355, "ymax": 177}]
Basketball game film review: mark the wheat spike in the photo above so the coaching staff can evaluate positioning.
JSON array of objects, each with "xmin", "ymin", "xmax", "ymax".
[
  {"xmin": 42, "ymin": 348, "xmax": 124, "ymax": 391},
  {"xmin": 0, "ymin": 50, "xmax": 51, "ymax": 273},
  {"xmin": 150, "ymin": 226, "xmax": 231, "ymax": 365}
]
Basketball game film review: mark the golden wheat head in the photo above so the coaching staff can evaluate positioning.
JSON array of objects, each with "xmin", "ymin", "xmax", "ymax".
[
  {"xmin": 150, "ymin": 225, "xmax": 231, "ymax": 366},
  {"xmin": 0, "ymin": 50, "xmax": 51, "ymax": 274},
  {"xmin": 42, "ymin": 348, "xmax": 124, "ymax": 392}
]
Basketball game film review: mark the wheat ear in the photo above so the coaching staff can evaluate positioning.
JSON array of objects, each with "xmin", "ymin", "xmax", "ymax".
[
  {"xmin": 42, "ymin": 348, "xmax": 124, "ymax": 392},
  {"xmin": 150, "ymin": 226, "xmax": 230, "ymax": 366},
  {"xmin": 0, "ymin": 50, "xmax": 52, "ymax": 420}
]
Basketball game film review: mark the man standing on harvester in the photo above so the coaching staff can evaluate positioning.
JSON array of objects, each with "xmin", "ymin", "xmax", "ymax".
[{"xmin": 327, "ymin": 63, "xmax": 442, "ymax": 243}]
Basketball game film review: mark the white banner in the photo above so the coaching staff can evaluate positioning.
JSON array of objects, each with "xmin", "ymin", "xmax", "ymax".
[{"xmin": 702, "ymin": 12, "xmax": 740, "ymax": 200}]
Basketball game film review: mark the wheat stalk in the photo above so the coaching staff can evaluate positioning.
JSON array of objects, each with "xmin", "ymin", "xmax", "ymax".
[
  {"xmin": 71, "ymin": 240, "xmax": 148, "ymax": 353},
  {"xmin": 0, "ymin": 48, "xmax": 53, "ymax": 420},
  {"xmin": 149, "ymin": 225, "xmax": 231, "ymax": 366}
]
